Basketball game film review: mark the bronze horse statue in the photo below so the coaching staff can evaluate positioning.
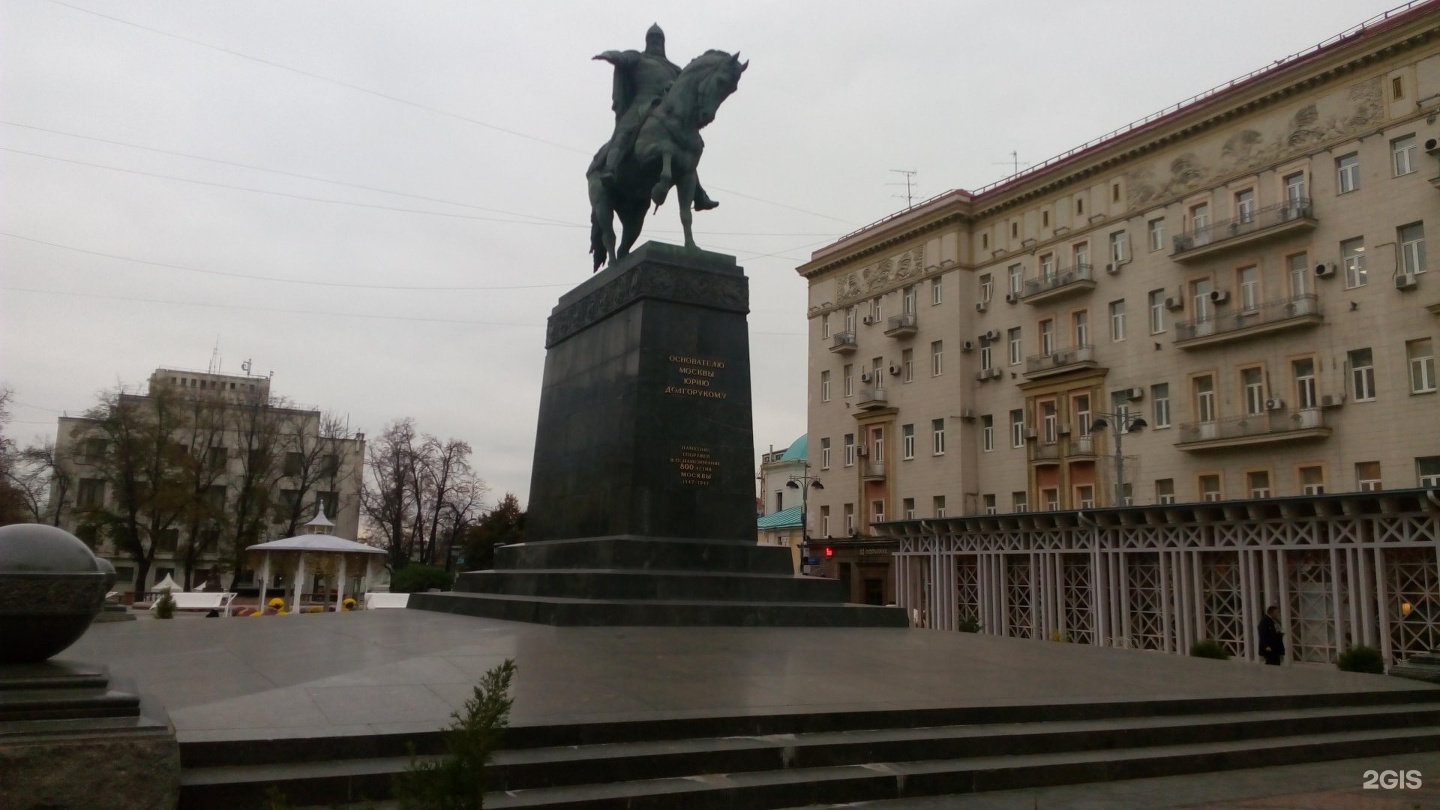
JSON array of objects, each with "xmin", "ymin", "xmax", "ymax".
[{"xmin": 588, "ymin": 49, "xmax": 746, "ymax": 271}]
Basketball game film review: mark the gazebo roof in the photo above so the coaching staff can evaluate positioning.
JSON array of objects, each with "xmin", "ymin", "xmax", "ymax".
[{"xmin": 246, "ymin": 535, "xmax": 385, "ymax": 554}]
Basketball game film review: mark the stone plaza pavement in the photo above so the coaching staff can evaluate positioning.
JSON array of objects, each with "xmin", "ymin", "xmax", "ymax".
[{"xmin": 65, "ymin": 608, "xmax": 1434, "ymax": 747}]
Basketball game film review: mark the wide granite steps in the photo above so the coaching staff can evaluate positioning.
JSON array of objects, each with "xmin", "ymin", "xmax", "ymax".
[
  {"xmin": 451, "ymin": 568, "xmax": 845, "ymax": 603},
  {"xmin": 407, "ymin": 590, "xmax": 903, "ymax": 627},
  {"xmin": 175, "ymin": 694, "xmax": 1440, "ymax": 809}
]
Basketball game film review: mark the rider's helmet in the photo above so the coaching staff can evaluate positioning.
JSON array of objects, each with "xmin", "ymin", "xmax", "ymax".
[{"xmin": 645, "ymin": 24, "xmax": 666, "ymax": 56}]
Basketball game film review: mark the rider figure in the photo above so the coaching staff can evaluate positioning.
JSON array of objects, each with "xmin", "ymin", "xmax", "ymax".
[{"xmin": 594, "ymin": 24, "xmax": 717, "ymax": 210}]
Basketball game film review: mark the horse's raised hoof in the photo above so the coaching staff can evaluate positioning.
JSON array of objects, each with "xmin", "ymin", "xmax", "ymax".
[
  {"xmin": 651, "ymin": 186, "xmax": 670, "ymax": 207},
  {"xmin": 694, "ymin": 196, "xmax": 719, "ymax": 211}
]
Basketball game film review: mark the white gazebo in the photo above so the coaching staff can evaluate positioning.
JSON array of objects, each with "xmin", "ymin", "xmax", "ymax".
[{"xmin": 246, "ymin": 507, "xmax": 386, "ymax": 613}]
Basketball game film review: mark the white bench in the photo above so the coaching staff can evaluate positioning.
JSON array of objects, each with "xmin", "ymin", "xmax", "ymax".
[
  {"xmin": 150, "ymin": 592, "xmax": 237, "ymax": 615},
  {"xmin": 364, "ymin": 592, "xmax": 410, "ymax": 610}
]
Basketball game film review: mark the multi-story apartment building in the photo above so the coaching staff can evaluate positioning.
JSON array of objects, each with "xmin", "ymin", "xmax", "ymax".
[
  {"xmin": 798, "ymin": 3, "xmax": 1440, "ymax": 657},
  {"xmin": 53, "ymin": 367, "xmax": 365, "ymax": 597}
]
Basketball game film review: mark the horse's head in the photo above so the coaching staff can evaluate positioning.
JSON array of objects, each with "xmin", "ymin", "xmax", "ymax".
[{"xmin": 669, "ymin": 50, "xmax": 747, "ymax": 129}]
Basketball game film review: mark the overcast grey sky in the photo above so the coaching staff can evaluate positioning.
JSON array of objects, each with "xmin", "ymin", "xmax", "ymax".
[{"xmin": 0, "ymin": 0, "xmax": 1412, "ymax": 510}]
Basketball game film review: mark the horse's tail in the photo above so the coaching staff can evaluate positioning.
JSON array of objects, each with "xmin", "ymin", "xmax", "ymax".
[{"xmin": 589, "ymin": 208, "xmax": 605, "ymax": 273}]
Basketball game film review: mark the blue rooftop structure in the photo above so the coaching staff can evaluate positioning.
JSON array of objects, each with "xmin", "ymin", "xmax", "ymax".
[
  {"xmin": 756, "ymin": 505, "xmax": 802, "ymax": 530},
  {"xmin": 777, "ymin": 435, "xmax": 807, "ymax": 462}
]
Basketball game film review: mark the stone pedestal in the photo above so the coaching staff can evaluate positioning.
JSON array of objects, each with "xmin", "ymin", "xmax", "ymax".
[
  {"xmin": 0, "ymin": 661, "xmax": 180, "ymax": 810},
  {"xmin": 412, "ymin": 243, "xmax": 904, "ymax": 627}
]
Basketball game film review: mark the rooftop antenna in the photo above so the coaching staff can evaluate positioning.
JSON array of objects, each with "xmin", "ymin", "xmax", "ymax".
[
  {"xmin": 992, "ymin": 150, "xmax": 1030, "ymax": 177},
  {"xmin": 208, "ymin": 337, "xmax": 221, "ymax": 374},
  {"xmin": 888, "ymin": 169, "xmax": 918, "ymax": 209},
  {"xmin": 241, "ymin": 358, "xmax": 252, "ymax": 376}
]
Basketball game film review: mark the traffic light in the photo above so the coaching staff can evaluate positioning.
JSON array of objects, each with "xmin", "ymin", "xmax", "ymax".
[{"xmin": 824, "ymin": 546, "xmax": 834, "ymax": 557}]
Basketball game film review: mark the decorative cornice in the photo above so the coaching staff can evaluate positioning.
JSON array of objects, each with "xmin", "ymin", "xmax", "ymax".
[{"xmin": 546, "ymin": 257, "xmax": 747, "ymax": 348}]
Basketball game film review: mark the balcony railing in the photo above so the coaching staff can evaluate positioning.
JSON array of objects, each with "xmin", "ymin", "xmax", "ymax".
[
  {"xmin": 1024, "ymin": 345, "xmax": 1096, "ymax": 378},
  {"xmin": 1171, "ymin": 199, "xmax": 1316, "ymax": 261},
  {"xmin": 1174, "ymin": 294, "xmax": 1322, "ymax": 348},
  {"xmin": 1177, "ymin": 408, "xmax": 1330, "ymax": 450},
  {"xmin": 1022, "ymin": 263, "xmax": 1095, "ymax": 304},
  {"xmin": 884, "ymin": 312, "xmax": 918, "ymax": 337},
  {"xmin": 829, "ymin": 331, "xmax": 857, "ymax": 353},
  {"xmin": 1031, "ymin": 441, "xmax": 1061, "ymax": 462},
  {"xmin": 857, "ymin": 386, "xmax": 888, "ymax": 410},
  {"xmin": 1070, "ymin": 434, "xmax": 1096, "ymax": 456},
  {"xmin": 861, "ymin": 460, "xmax": 886, "ymax": 480}
]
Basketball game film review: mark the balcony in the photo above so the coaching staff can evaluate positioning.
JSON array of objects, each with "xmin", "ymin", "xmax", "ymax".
[
  {"xmin": 1021, "ymin": 263, "xmax": 1095, "ymax": 305},
  {"xmin": 884, "ymin": 312, "xmax": 918, "ymax": 338},
  {"xmin": 1069, "ymin": 433, "xmax": 1097, "ymax": 458},
  {"xmin": 861, "ymin": 460, "xmax": 886, "ymax": 480},
  {"xmin": 1174, "ymin": 294, "xmax": 1322, "ymax": 349},
  {"xmin": 1031, "ymin": 441, "xmax": 1061, "ymax": 463},
  {"xmin": 856, "ymin": 386, "xmax": 888, "ymax": 410},
  {"xmin": 1024, "ymin": 345, "xmax": 1097, "ymax": 379},
  {"xmin": 829, "ymin": 331, "xmax": 857, "ymax": 354},
  {"xmin": 1177, "ymin": 408, "xmax": 1331, "ymax": 451},
  {"xmin": 1170, "ymin": 199, "xmax": 1317, "ymax": 262}
]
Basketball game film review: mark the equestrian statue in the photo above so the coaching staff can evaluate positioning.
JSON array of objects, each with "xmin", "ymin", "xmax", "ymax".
[{"xmin": 588, "ymin": 24, "xmax": 746, "ymax": 271}]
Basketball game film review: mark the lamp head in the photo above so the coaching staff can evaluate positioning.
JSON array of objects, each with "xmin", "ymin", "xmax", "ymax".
[
  {"xmin": 786, "ymin": 480, "xmax": 800, "ymax": 490},
  {"xmin": 811, "ymin": 480, "xmax": 825, "ymax": 490}
]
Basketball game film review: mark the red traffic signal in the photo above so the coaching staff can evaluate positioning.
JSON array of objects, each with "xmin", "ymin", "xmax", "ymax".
[{"xmin": 824, "ymin": 546, "xmax": 834, "ymax": 557}]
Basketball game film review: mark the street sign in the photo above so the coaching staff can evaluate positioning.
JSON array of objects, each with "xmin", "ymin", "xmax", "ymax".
[{"xmin": 803, "ymin": 556, "xmax": 820, "ymax": 566}]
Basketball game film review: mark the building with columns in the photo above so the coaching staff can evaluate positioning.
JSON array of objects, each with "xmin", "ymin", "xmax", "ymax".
[{"xmin": 797, "ymin": 2, "xmax": 1440, "ymax": 659}]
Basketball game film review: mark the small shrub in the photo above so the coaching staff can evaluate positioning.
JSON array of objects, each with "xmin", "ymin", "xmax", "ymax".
[
  {"xmin": 1337, "ymin": 645, "xmax": 1386, "ymax": 674},
  {"xmin": 396, "ymin": 659, "xmax": 517, "ymax": 810},
  {"xmin": 154, "ymin": 588, "xmax": 176, "ymax": 620},
  {"xmin": 389, "ymin": 565, "xmax": 455, "ymax": 594},
  {"xmin": 1190, "ymin": 639, "xmax": 1230, "ymax": 660},
  {"xmin": 956, "ymin": 616, "xmax": 981, "ymax": 633}
]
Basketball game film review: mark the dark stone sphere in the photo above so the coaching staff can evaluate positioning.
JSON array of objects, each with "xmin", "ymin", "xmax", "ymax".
[{"xmin": 0, "ymin": 524, "xmax": 117, "ymax": 664}]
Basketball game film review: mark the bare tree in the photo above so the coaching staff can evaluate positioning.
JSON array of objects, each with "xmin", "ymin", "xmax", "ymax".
[
  {"xmin": 173, "ymin": 388, "xmax": 230, "ymax": 589},
  {"xmin": 16, "ymin": 438, "xmax": 71, "ymax": 526},
  {"xmin": 363, "ymin": 418, "xmax": 420, "ymax": 568},
  {"xmin": 276, "ymin": 410, "xmax": 350, "ymax": 538},
  {"xmin": 226, "ymin": 399, "xmax": 284, "ymax": 577}
]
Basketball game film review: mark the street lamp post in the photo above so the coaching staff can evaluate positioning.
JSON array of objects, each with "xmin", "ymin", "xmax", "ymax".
[
  {"xmin": 786, "ymin": 466, "xmax": 824, "ymax": 565},
  {"xmin": 1089, "ymin": 411, "xmax": 1147, "ymax": 506}
]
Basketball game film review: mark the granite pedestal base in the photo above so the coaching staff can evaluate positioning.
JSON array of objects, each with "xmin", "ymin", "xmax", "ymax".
[
  {"xmin": 0, "ymin": 661, "xmax": 179, "ymax": 810},
  {"xmin": 413, "ymin": 243, "xmax": 905, "ymax": 628}
]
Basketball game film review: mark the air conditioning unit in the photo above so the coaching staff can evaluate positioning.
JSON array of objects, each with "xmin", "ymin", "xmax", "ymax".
[
  {"xmin": 1126, "ymin": 387, "xmax": 1144, "ymax": 401},
  {"xmin": 982, "ymin": 329, "xmax": 1000, "ymax": 342},
  {"xmin": 961, "ymin": 340, "xmax": 975, "ymax": 352},
  {"xmin": 974, "ymin": 370, "xmax": 988, "ymax": 382},
  {"xmin": 1265, "ymin": 398, "xmax": 1285, "ymax": 411},
  {"xmin": 1396, "ymin": 273, "xmax": 1419, "ymax": 291},
  {"xmin": 1059, "ymin": 423, "xmax": 1072, "ymax": 436},
  {"xmin": 1209, "ymin": 289, "xmax": 1230, "ymax": 304},
  {"xmin": 1321, "ymin": 393, "xmax": 1345, "ymax": 409},
  {"xmin": 862, "ymin": 315, "xmax": 874, "ymax": 324},
  {"xmin": 1005, "ymin": 292, "xmax": 1019, "ymax": 304},
  {"xmin": 859, "ymin": 371, "xmax": 873, "ymax": 383},
  {"xmin": 1105, "ymin": 262, "xmax": 1121, "ymax": 274},
  {"xmin": 1164, "ymin": 296, "xmax": 1184, "ymax": 311},
  {"xmin": 1023, "ymin": 428, "xmax": 1038, "ymax": 440},
  {"xmin": 1315, "ymin": 262, "xmax": 1337, "ymax": 278},
  {"xmin": 960, "ymin": 409, "xmax": 976, "ymax": 421},
  {"xmin": 975, "ymin": 301, "xmax": 988, "ymax": 312},
  {"xmin": 856, "ymin": 446, "xmax": 869, "ymax": 457},
  {"xmin": 887, "ymin": 362, "xmax": 902, "ymax": 376},
  {"xmin": 987, "ymin": 367, "xmax": 1004, "ymax": 380},
  {"xmin": 1426, "ymin": 136, "xmax": 1440, "ymax": 155}
]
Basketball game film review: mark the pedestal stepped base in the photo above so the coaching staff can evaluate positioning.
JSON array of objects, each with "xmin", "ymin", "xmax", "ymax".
[
  {"xmin": 0, "ymin": 661, "xmax": 179, "ymax": 810},
  {"xmin": 411, "ymin": 243, "xmax": 904, "ymax": 628}
]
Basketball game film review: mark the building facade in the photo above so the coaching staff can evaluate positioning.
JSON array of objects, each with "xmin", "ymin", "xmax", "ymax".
[
  {"xmin": 797, "ymin": 4, "xmax": 1440, "ymax": 655},
  {"xmin": 53, "ymin": 367, "xmax": 365, "ymax": 596},
  {"xmin": 756, "ymin": 436, "xmax": 807, "ymax": 574}
]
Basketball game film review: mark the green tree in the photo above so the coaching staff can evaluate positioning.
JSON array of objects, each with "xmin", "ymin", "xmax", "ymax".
[
  {"xmin": 396, "ymin": 659, "xmax": 516, "ymax": 810},
  {"xmin": 460, "ymin": 494, "xmax": 524, "ymax": 572}
]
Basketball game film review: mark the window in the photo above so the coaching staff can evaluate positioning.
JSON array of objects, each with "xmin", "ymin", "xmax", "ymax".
[
  {"xmin": 1393, "ymin": 135, "xmax": 1417, "ymax": 177},
  {"xmin": 1149, "ymin": 290, "xmax": 1167, "ymax": 334},
  {"xmin": 902, "ymin": 424, "xmax": 915, "ymax": 459},
  {"xmin": 933, "ymin": 496, "xmax": 947, "ymax": 518},
  {"xmin": 844, "ymin": 503, "xmax": 855, "ymax": 534},
  {"xmin": 1336, "ymin": 153, "xmax": 1359, "ymax": 194},
  {"xmin": 1242, "ymin": 368, "xmax": 1265, "ymax": 416},
  {"xmin": 1237, "ymin": 266, "xmax": 1258, "ymax": 312},
  {"xmin": 982, "ymin": 415, "xmax": 994, "ymax": 451},
  {"xmin": 1418, "ymin": 457, "xmax": 1440, "ymax": 487},
  {"xmin": 980, "ymin": 342, "xmax": 993, "ymax": 371},
  {"xmin": 1010, "ymin": 409, "xmax": 1025, "ymax": 448},
  {"xmin": 1288, "ymin": 252, "xmax": 1309, "ymax": 297},
  {"xmin": 1190, "ymin": 203, "xmax": 1210, "ymax": 244},
  {"xmin": 1349, "ymin": 348, "xmax": 1376, "ymax": 401},
  {"xmin": 1356, "ymin": 461, "xmax": 1382, "ymax": 492},
  {"xmin": 1156, "ymin": 479, "xmax": 1176, "ymax": 505},
  {"xmin": 1008, "ymin": 264, "xmax": 1024, "ymax": 295},
  {"xmin": 1342, "ymin": 237, "xmax": 1366, "ymax": 287},
  {"xmin": 1109, "ymin": 300, "xmax": 1126, "ymax": 341},
  {"xmin": 872, "ymin": 297, "xmax": 883, "ymax": 323},
  {"xmin": 978, "ymin": 273, "xmax": 993, "ymax": 303},
  {"xmin": 1194, "ymin": 375, "xmax": 1216, "ymax": 423},
  {"xmin": 1076, "ymin": 197, "xmax": 1084, "ymax": 216},
  {"xmin": 1074, "ymin": 395, "xmax": 1091, "ymax": 436},
  {"xmin": 1040, "ymin": 252, "xmax": 1056, "ymax": 280},
  {"xmin": 321, "ymin": 454, "xmax": 339, "ymax": 478},
  {"xmin": 1012, "ymin": 492, "xmax": 1028, "ymax": 513},
  {"xmin": 208, "ymin": 446, "xmax": 227, "ymax": 472},
  {"xmin": 1200, "ymin": 474, "xmax": 1222, "ymax": 502},
  {"xmin": 1148, "ymin": 218, "xmax": 1165, "ymax": 252},
  {"xmin": 77, "ymin": 478, "xmax": 104, "ymax": 508},
  {"xmin": 1284, "ymin": 171, "xmax": 1307, "ymax": 205},
  {"xmin": 1073, "ymin": 242, "xmax": 1090, "ymax": 269},
  {"xmin": 821, "ymin": 313, "xmax": 831, "ymax": 339},
  {"xmin": 932, "ymin": 418, "xmax": 946, "ymax": 455},
  {"xmin": 845, "ymin": 307, "xmax": 856, "ymax": 332},
  {"xmin": 1191, "ymin": 278, "xmax": 1213, "ymax": 323},
  {"xmin": 871, "ymin": 426, "xmax": 884, "ymax": 464},
  {"xmin": 871, "ymin": 500, "xmax": 885, "ymax": 526},
  {"xmin": 1008, "ymin": 328, "xmax": 1022, "ymax": 365},
  {"xmin": 1109, "ymin": 230, "xmax": 1128, "ymax": 264},
  {"xmin": 83, "ymin": 438, "xmax": 107, "ymax": 461},
  {"xmin": 1293, "ymin": 359, "xmax": 1317, "ymax": 410},
  {"xmin": 1040, "ymin": 319, "xmax": 1055, "ymax": 355},
  {"xmin": 902, "ymin": 348, "xmax": 914, "ymax": 383},
  {"xmin": 903, "ymin": 285, "xmax": 916, "ymax": 314},
  {"xmin": 1043, "ymin": 210, "xmax": 1050, "ymax": 228},
  {"xmin": 931, "ymin": 276, "xmax": 943, "ymax": 305},
  {"xmin": 903, "ymin": 498, "xmax": 916, "ymax": 520},
  {"xmin": 844, "ymin": 364, "xmax": 854, "ymax": 397},
  {"xmin": 1393, "ymin": 75, "xmax": 1406, "ymax": 100},
  {"xmin": 1041, "ymin": 400, "xmax": 1058, "ymax": 444},
  {"xmin": 843, "ymin": 434, "xmax": 856, "ymax": 467},
  {"xmin": 1247, "ymin": 471, "xmax": 1271, "ymax": 499},
  {"xmin": 1409, "ymin": 338, "xmax": 1436, "ymax": 393},
  {"xmin": 983, "ymin": 494, "xmax": 997, "ymax": 515},
  {"xmin": 820, "ymin": 506, "xmax": 830, "ymax": 536},
  {"xmin": 1399, "ymin": 222, "xmax": 1426, "ymax": 275},
  {"xmin": 871, "ymin": 357, "xmax": 884, "ymax": 390},
  {"xmin": 1235, "ymin": 189, "xmax": 1256, "ymax": 223},
  {"xmin": 1077, "ymin": 485, "xmax": 1095, "ymax": 509},
  {"xmin": 820, "ymin": 370, "xmax": 831, "ymax": 402},
  {"xmin": 1042, "ymin": 488, "xmax": 1060, "ymax": 511},
  {"xmin": 821, "ymin": 438, "xmax": 831, "ymax": 469},
  {"xmin": 931, "ymin": 341, "xmax": 944, "ymax": 376},
  {"xmin": 1152, "ymin": 383, "xmax": 1170, "ymax": 428},
  {"xmin": 1299, "ymin": 465, "xmax": 1325, "ymax": 495}
]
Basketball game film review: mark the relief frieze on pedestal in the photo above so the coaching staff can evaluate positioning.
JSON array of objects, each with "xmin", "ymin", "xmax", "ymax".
[{"xmin": 546, "ymin": 262, "xmax": 747, "ymax": 347}]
